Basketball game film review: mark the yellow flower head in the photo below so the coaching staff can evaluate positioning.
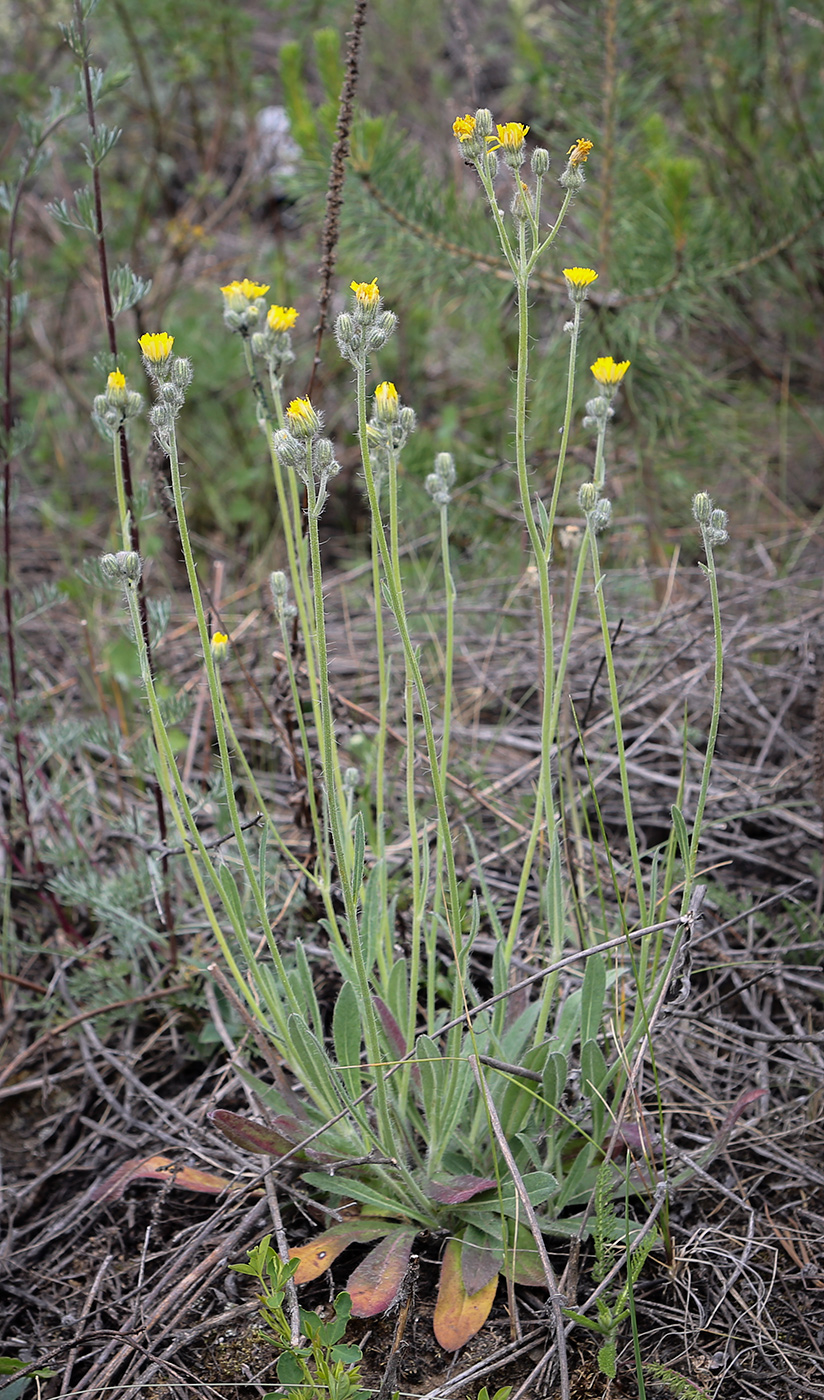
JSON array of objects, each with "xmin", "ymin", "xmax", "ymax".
[
  {"xmin": 267, "ymin": 304, "xmax": 299, "ymax": 332},
  {"xmin": 286, "ymin": 396, "xmax": 320, "ymax": 438},
  {"xmin": 220, "ymin": 279, "xmax": 270, "ymax": 311},
  {"xmin": 563, "ymin": 267, "xmax": 599, "ymax": 289},
  {"xmin": 210, "ymin": 632, "xmax": 230, "ymax": 663},
  {"xmin": 350, "ymin": 278, "xmax": 380, "ymax": 307},
  {"xmin": 566, "ymin": 138, "xmax": 594, "ymax": 167},
  {"xmin": 138, "ymin": 332, "xmax": 175, "ymax": 364},
  {"xmin": 373, "ymin": 381, "xmax": 399, "ymax": 423},
  {"xmin": 590, "ymin": 356, "xmax": 630, "ymax": 388},
  {"xmin": 491, "ymin": 122, "xmax": 529, "ymax": 153},
  {"xmin": 452, "ymin": 114, "xmax": 476, "ymax": 142},
  {"xmin": 107, "ymin": 369, "xmax": 126, "ymax": 392}
]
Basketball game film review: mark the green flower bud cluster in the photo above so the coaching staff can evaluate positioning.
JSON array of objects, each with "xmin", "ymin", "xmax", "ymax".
[
  {"xmin": 145, "ymin": 353, "xmax": 193, "ymax": 454},
  {"xmin": 692, "ymin": 493, "xmax": 729, "ymax": 545},
  {"xmin": 269, "ymin": 570, "xmax": 297, "ymax": 622},
  {"xmin": 425, "ymin": 452, "xmax": 456, "ymax": 507},
  {"xmin": 335, "ymin": 280, "xmax": 397, "ymax": 367},
  {"xmin": 273, "ymin": 406, "xmax": 341, "ymax": 517},
  {"xmin": 582, "ymin": 395, "xmax": 613, "ymax": 431},
  {"xmin": 578, "ymin": 482, "xmax": 612, "ymax": 533},
  {"xmin": 100, "ymin": 550, "xmax": 142, "ymax": 583},
  {"xmin": 92, "ymin": 374, "xmax": 143, "ymax": 441},
  {"xmin": 366, "ymin": 382, "xmax": 416, "ymax": 483}
]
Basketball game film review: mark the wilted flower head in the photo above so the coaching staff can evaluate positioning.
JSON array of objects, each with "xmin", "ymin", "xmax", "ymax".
[
  {"xmin": 566, "ymin": 138, "xmax": 594, "ymax": 167},
  {"xmin": 560, "ymin": 138, "xmax": 593, "ymax": 190},
  {"xmin": 452, "ymin": 114, "xmax": 476, "ymax": 142}
]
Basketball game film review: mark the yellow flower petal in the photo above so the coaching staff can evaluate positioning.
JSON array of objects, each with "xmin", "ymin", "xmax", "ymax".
[
  {"xmin": 267, "ymin": 305, "xmax": 299, "ymax": 332},
  {"xmin": 590, "ymin": 356, "xmax": 630, "ymax": 387},
  {"xmin": 138, "ymin": 332, "xmax": 175, "ymax": 363}
]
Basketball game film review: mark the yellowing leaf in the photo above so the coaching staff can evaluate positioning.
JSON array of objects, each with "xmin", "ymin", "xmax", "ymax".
[{"xmin": 433, "ymin": 1237, "xmax": 498, "ymax": 1351}]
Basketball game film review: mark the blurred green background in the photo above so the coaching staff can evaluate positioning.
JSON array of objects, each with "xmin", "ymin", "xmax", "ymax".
[{"xmin": 4, "ymin": 0, "xmax": 823, "ymax": 569}]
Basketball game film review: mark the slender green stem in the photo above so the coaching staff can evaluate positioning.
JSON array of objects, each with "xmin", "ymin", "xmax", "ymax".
[
  {"xmin": 585, "ymin": 522, "xmax": 648, "ymax": 924},
  {"xmin": 685, "ymin": 533, "xmax": 724, "ymax": 906},
  {"xmin": 302, "ymin": 458, "xmax": 401, "ymax": 1160}
]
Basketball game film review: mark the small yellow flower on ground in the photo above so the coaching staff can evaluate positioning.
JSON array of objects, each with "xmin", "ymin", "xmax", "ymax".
[
  {"xmin": 138, "ymin": 332, "xmax": 175, "ymax": 364},
  {"xmin": 566, "ymin": 138, "xmax": 594, "ymax": 166},
  {"xmin": 267, "ymin": 305, "xmax": 299, "ymax": 332},
  {"xmin": 350, "ymin": 278, "xmax": 380, "ymax": 307},
  {"xmin": 590, "ymin": 356, "xmax": 630, "ymax": 388}
]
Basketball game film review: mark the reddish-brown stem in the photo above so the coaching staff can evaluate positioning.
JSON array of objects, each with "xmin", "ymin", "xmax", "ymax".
[{"xmin": 305, "ymin": 0, "xmax": 368, "ymax": 401}]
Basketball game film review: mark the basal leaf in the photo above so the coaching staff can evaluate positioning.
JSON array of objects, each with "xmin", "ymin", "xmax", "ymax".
[
  {"xmin": 460, "ymin": 1223, "xmax": 502, "ymax": 1295},
  {"xmin": 433, "ymin": 1237, "xmax": 498, "ymax": 1351},
  {"xmin": 426, "ymin": 1174, "xmax": 497, "ymax": 1204},
  {"xmin": 347, "ymin": 1227, "xmax": 417, "ymax": 1317},
  {"xmin": 290, "ymin": 1220, "xmax": 396, "ymax": 1284}
]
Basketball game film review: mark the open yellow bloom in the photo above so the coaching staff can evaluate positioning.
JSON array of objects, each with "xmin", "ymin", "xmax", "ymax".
[
  {"xmin": 220, "ymin": 279, "xmax": 270, "ymax": 311},
  {"xmin": 138, "ymin": 332, "xmax": 175, "ymax": 363},
  {"xmin": 590, "ymin": 356, "xmax": 630, "ymax": 387},
  {"xmin": 267, "ymin": 305, "xmax": 299, "ymax": 332},
  {"xmin": 350, "ymin": 278, "xmax": 380, "ymax": 307},
  {"xmin": 452, "ymin": 114, "xmax": 476, "ymax": 142},
  {"xmin": 490, "ymin": 122, "xmax": 529, "ymax": 152},
  {"xmin": 286, "ymin": 397, "xmax": 320, "ymax": 438},
  {"xmin": 107, "ymin": 369, "xmax": 126, "ymax": 392},
  {"xmin": 563, "ymin": 267, "xmax": 598, "ymax": 288},
  {"xmin": 566, "ymin": 138, "xmax": 594, "ymax": 166}
]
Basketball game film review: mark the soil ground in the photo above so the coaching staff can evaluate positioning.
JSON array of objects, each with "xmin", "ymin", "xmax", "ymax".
[{"xmin": 1, "ymin": 507, "xmax": 823, "ymax": 1400}]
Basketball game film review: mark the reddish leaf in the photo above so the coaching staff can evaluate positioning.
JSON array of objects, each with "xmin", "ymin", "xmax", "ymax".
[
  {"xmin": 604, "ymin": 1122, "xmax": 661, "ymax": 1159},
  {"xmin": 290, "ymin": 1220, "xmax": 396, "ymax": 1284},
  {"xmin": 719, "ymin": 1088, "xmax": 766, "ymax": 1138},
  {"xmin": 209, "ymin": 1109, "xmax": 330, "ymax": 1161},
  {"xmin": 434, "ymin": 1237, "xmax": 498, "ymax": 1351},
  {"xmin": 91, "ymin": 1155, "xmax": 239, "ymax": 1203},
  {"xmin": 347, "ymin": 1227, "xmax": 417, "ymax": 1317},
  {"xmin": 373, "ymin": 997, "xmax": 420, "ymax": 1086},
  {"xmin": 426, "ymin": 1174, "xmax": 497, "ymax": 1204}
]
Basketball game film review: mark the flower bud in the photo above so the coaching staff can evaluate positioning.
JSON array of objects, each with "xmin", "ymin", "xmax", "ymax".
[
  {"xmin": 474, "ymin": 108, "xmax": 493, "ymax": 138},
  {"xmin": 531, "ymin": 147, "xmax": 550, "ymax": 175},
  {"xmin": 692, "ymin": 492, "xmax": 713, "ymax": 525},
  {"xmin": 578, "ymin": 482, "xmax": 599, "ymax": 514},
  {"xmin": 172, "ymin": 356, "xmax": 193, "ymax": 390},
  {"xmin": 210, "ymin": 631, "xmax": 230, "ymax": 663}
]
